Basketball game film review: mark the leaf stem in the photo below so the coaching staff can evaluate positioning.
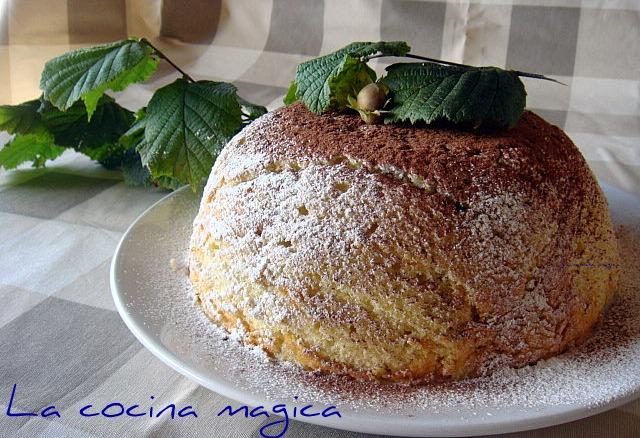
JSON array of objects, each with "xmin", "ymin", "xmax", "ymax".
[
  {"xmin": 404, "ymin": 53, "xmax": 473, "ymax": 69},
  {"xmin": 365, "ymin": 53, "xmax": 564, "ymax": 85},
  {"xmin": 364, "ymin": 53, "xmax": 471, "ymax": 69},
  {"xmin": 141, "ymin": 38, "xmax": 195, "ymax": 83},
  {"xmin": 511, "ymin": 70, "xmax": 566, "ymax": 85}
]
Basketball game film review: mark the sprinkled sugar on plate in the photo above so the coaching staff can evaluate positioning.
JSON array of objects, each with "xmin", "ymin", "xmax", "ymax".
[{"xmin": 111, "ymin": 181, "xmax": 640, "ymax": 437}]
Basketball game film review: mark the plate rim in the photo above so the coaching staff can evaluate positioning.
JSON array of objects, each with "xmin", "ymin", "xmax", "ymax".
[{"xmin": 110, "ymin": 183, "xmax": 640, "ymax": 437}]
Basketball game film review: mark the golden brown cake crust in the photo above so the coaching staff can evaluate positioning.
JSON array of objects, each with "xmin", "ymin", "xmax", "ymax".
[
  {"xmin": 223, "ymin": 102, "xmax": 612, "ymax": 312},
  {"xmin": 189, "ymin": 103, "xmax": 620, "ymax": 382}
]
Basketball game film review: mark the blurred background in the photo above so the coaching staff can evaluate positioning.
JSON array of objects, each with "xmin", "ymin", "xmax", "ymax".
[{"xmin": 0, "ymin": 0, "xmax": 638, "ymax": 189}]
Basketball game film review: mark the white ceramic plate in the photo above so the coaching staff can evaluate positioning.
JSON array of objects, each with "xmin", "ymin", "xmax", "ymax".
[{"xmin": 111, "ymin": 182, "xmax": 640, "ymax": 437}]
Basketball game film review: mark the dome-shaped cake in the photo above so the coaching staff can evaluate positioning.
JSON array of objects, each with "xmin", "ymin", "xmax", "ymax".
[{"xmin": 188, "ymin": 102, "xmax": 620, "ymax": 382}]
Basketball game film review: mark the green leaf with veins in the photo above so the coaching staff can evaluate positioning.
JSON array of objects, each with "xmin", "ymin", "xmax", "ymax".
[
  {"xmin": 120, "ymin": 108, "xmax": 184, "ymax": 189},
  {"xmin": 0, "ymin": 133, "xmax": 65, "ymax": 170},
  {"xmin": 328, "ymin": 55, "xmax": 376, "ymax": 108},
  {"xmin": 382, "ymin": 63, "xmax": 526, "ymax": 127},
  {"xmin": 40, "ymin": 38, "xmax": 158, "ymax": 119},
  {"xmin": 39, "ymin": 95, "xmax": 134, "ymax": 167},
  {"xmin": 0, "ymin": 99, "xmax": 49, "ymax": 136},
  {"xmin": 140, "ymin": 78, "xmax": 243, "ymax": 188},
  {"xmin": 40, "ymin": 96, "xmax": 133, "ymax": 149},
  {"xmin": 294, "ymin": 41, "xmax": 410, "ymax": 113}
]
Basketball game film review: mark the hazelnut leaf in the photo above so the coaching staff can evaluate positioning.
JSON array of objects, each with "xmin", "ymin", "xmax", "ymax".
[
  {"xmin": 0, "ymin": 99, "xmax": 49, "ymax": 137},
  {"xmin": 138, "ymin": 79, "xmax": 243, "ymax": 188},
  {"xmin": 328, "ymin": 55, "xmax": 376, "ymax": 109},
  {"xmin": 294, "ymin": 41, "xmax": 410, "ymax": 113},
  {"xmin": 39, "ymin": 96, "xmax": 135, "ymax": 168},
  {"xmin": 40, "ymin": 38, "xmax": 159, "ymax": 119},
  {"xmin": 382, "ymin": 63, "xmax": 526, "ymax": 127},
  {"xmin": 0, "ymin": 133, "xmax": 65, "ymax": 170}
]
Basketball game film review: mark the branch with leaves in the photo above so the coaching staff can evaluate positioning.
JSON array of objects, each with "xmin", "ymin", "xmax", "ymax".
[
  {"xmin": 0, "ymin": 38, "xmax": 266, "ymax": 189},
  {"xmin": 0, "ymin": 38, "xmax": 558, "ymax": 190},
  {"xmin": 285, "ymin": 41, "xmax": 559, "ymax": 127}
]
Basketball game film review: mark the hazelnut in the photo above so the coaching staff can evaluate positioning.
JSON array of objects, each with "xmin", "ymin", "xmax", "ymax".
[{"xmin": 356, "ymin": 83, "xmax": 386, "ymax": 112}]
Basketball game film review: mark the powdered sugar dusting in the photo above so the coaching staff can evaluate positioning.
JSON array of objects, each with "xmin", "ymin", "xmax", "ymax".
[
  {"xmin": 187, "ymin": 113, "xmax": 620, "ymax": 381},
  {"xmin": 122, "ymin": 187, "xmax": 640, "ymax": 419}
]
